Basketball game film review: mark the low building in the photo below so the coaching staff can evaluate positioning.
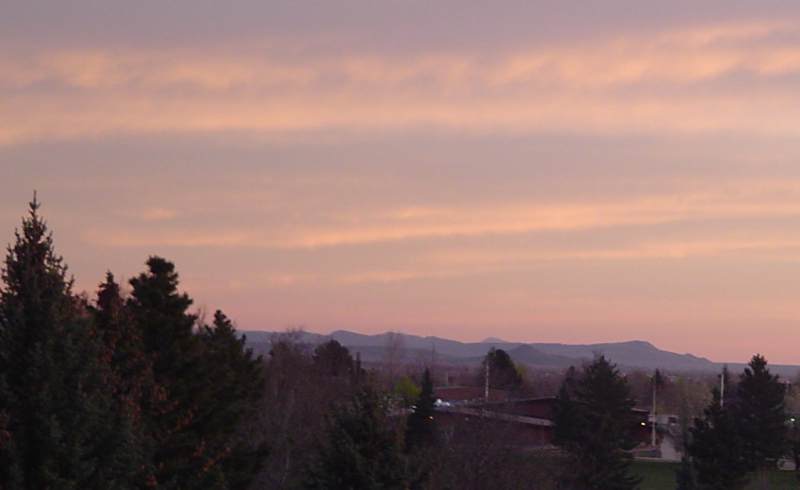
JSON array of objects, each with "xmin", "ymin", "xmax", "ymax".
[
  {"xmin": 432, "ymin": 394, "xmax": 652, "ymax": 450},
  {"xmin": 433, "ymin": 386, "xmax": 509, "ymax": 404}
]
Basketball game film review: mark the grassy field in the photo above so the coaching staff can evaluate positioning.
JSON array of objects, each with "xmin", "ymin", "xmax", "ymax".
[{"xmin": 631, "ymin": 461, "xmax": 798, "ymax": 489}]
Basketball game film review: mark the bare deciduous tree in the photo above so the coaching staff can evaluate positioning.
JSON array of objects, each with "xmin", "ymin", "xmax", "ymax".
[{"xmin": 384, "ymin": 331, "xmax": 406, "ymax": 383}]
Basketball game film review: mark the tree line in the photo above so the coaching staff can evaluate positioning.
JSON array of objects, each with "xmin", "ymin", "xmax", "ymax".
[
  {"xmin": 0, "ymin": 199, "xmax": 264, "ymax": 489},
  {"xmin": 551, "ymin": 354, "xmax": 791, "ymax": 490}
]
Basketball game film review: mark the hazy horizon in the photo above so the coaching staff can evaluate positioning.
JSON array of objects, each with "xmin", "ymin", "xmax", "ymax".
[
  {"xmin": 239, "ymin": 325, "xmax": 781, "ymax": 366},
  {"xmin": 4, "ymin": 1, "xmax": 800, "ymax": 363}
]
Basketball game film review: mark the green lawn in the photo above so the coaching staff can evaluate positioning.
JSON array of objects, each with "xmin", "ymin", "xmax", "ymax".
[{"xmin": 631, "ymin": 461, "xmax": 798, "ymax": 490}]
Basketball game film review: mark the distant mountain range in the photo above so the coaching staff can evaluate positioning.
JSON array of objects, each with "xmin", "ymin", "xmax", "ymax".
[{"xmin": 241, "ymin": 329, "xmax": 800, "ymax": 376}]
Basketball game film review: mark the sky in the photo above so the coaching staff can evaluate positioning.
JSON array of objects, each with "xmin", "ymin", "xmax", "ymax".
[{"xmin": 3, "ymin": 1, "xmax": 800, "ymax": 363}]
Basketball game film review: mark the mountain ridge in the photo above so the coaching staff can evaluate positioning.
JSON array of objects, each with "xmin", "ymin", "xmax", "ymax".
[{"xmin": 241, "ymin": 329, "xmax": 800, "ymax": 376}]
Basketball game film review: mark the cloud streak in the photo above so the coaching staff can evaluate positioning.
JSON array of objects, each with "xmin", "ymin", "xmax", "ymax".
[
  {"xmin": 81, "ymin": 181, "xmax": 800, "ymax": 249},
  {"xmin": 3, "ymin": 20, "xmax": 797, "ymax": 89},
  {"xmin": 4, "ymin": 20, "xmax": 800, "ymax": 146}
]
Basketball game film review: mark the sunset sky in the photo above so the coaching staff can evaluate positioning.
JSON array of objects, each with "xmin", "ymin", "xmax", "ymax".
[{"xmin": 3, "ymin": 1, "xmax": 800, "ymax": 363}]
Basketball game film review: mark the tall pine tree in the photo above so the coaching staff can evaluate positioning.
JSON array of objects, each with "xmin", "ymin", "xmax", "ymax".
[
  {"xmin": 405, "ymin": 368, "xmax": 437, "ymax": 452},
  {"xmin": 689, "ymin": 388, "xmax": 749, "ymax": 490},
  {"xmin": 734, "ymin": 354, "xmax": 786, "ymax": 473},
  {"xmin": 92, "ymin": 272, "xmax": 158, "ymax": 487},
  {"xmin": 196, "ymin": 310, "xmax": 266, "ymax": 490},
  {"xmin": 0, "ymin": 197, "xmax": 141, "ymax": 489},
  {"xmin": 94, "ymin": 272, "xmax": 153, "ymax": 409},
  {"xmin": 127, "ymin": 256, "xmax": 209, "ymax": 488},
  {"xmin": 552, "ymin": 356, "xmax": 641, "ymax": 490},
  {"xmin": 128, "ymin": 259, "xmax": 267, "ymax": 488}
]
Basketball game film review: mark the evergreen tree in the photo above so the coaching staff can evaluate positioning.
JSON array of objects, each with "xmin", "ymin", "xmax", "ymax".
[
  {"xmin": 305, "ymin": 387, "xmax": 407, "ymax": 489},
  {"xmin": 94, "ymin": 272, "xmax": 153, "ymax": 403},
  {"xmin": 720, "ymin": 365, "xmax": 734, "ymax": 406},
  {"xmin": 483, "ymin": 348, "xmax": 522, "ymax": 392},
  {"xmin": 689, "ymin": 388, "xmax": 749, "ymax": 490},
  {"xmin": 196, "ymin": 310, "xmax": 266, "ymax": 490},
  {"xmin": 128, "ymin": 260, "xmax": 268, "ymax": 489},
  {"xmin": 0, "ymin": 202, "xmax": 271, "ymax": 489},
  {"xmin": 552, "ymin": 356, "xmax": 641, "ymax": 490},
  {"xmin": 405, "ymin": 368, "xmax": 437, "ymax": 452},
  {"xmin": 552, "ymin": 367, "xmax": 580, "ymax": 446},
  {"xmin": 91, "ymin": 272, "xmax": 159, "ymax": 488},
  {"xmin": 313, "ymin": 340, "xmax": 354, "ymax": 378},
  {"xmin": 734, "ymin": 354, "xmax": 786, "ymax": 472},
  {"xmin": 0, "ymin": 197, "xmax": 141, "ymax": 489},
  {"xmin": 675, "ymin": 396, "xmax": 697, "ymax": 490},
  {"xmin": 127, "ymin": 256, "xmax": 208, "ymax": 488}
]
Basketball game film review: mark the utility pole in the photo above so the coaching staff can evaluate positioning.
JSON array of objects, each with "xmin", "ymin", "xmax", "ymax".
[
  {"xmin": 651, "ymin": 378, "xmax": 657, "ymax": 447},
  {"xmin": 484, "ymin": 357, "xmax": 490, "ymax": 402},
  {"xmin": 720, "ymin": 368, "xmax": 725, "ymax": 409}
]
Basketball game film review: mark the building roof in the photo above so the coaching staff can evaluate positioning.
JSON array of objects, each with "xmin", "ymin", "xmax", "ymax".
[{"xmin": 433, "ymin": 386, "xmax": 509, "ymax": 403}]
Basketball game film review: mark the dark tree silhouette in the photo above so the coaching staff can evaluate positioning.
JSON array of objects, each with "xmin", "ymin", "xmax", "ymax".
[
  {"xmin": 483, "ymin": 348, "xmax": 522, "ymax": 392},
  {"xmin": 91, "ymin": 272, "xmax": 158, "ymax": 486},
  {"xmin": 405, "ymin": 368, "xmax": 437, "ymax": 452},
  {"xmin": 689, "ymin": 388, "xmax": 749, "ymax": 490},
  {"xmin": 305, "ymin": 387, "xmax": 407, "ymax": 489},
  {"xmin": 312, "ymin": 340, "xmax": 354, "ymax": 378},
  {"xmin": 94, "ymin": 272, "xmax": 156, "ymax": 413},
  {"xmin": 675, "ymin": 453, "xmax": 697, "ymax": 490},
  {"xmin": 552, "ymin": 356, "xmax": 640, "ymax": 490},
  {"xmin": 734, "ymin": 354, "xmax": 786, "ymax": 473},
  {"xmin": 128, "ymin": 256, "xmax": 210, "ymax": 487},
  {"xmin": 0, "ymin": 197, "xmax": 142, "ymax": 489},
  {"xmin": 196, "ymin": 310, "xmax": 266, "ymax": 489}
]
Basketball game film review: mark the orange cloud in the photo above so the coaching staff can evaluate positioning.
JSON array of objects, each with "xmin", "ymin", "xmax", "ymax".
[
  {"xmin": 431, "ymin": 238, "xmax": 800, "ymax": 268},
  {"xmin": 81, "ymin": 181, "xmax": 800, "ymax": 250},
  {"xmin": 138, "ymin": 207, "xmax": 178, "ymax": 222},
  {"xmin": 3, "ymin": 20, "xmax": 800, "ymax": 146}
]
